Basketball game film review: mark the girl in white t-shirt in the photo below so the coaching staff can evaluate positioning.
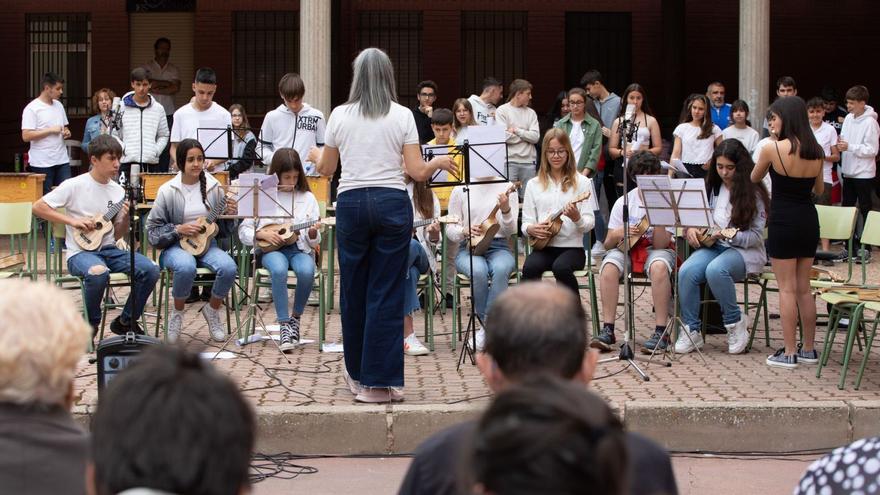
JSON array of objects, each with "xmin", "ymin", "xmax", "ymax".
[
  {"xmin": 452, "ymin": 98, "xmax": 477, "ymax": 144},
  {"xmin": 721, "ymin": 100, "xmax": 761, "ymax": 154},
  {"xmin": 671, "ymin": 94, "xmax": 723, "ymax": 179}
]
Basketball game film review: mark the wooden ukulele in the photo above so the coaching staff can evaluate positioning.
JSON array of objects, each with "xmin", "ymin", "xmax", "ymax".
[
  {"xmin": 413, "ymin": 214, "xmax": 459, "ymax": 230},
  {"xmin": 527, "ymin": 190, "xmax": 592, "ymax": 251},
  {"xmin": 616, "ymin": 216, "xmax": 650, "ymax": 252},
  {"xmin": 179, "ymin": 196, "xmax": 227, "ymax": 256},
  {"xmin": 694, "ymin": 227, "xmax": 739, "ymax": 247},
  {"xmin": 73, "ymin": 197, "xmax": 127, "ymax": 251},
  {"xmin": 469, "ymin": 183, "xmax": 519, "ymax": 256},
  {"xmin": 256, "ymin": 218, "xmax": 322, "ymax": 253}
]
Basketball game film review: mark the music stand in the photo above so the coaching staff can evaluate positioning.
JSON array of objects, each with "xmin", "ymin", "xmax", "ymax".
[
  {"xmin": 425, "ymin": 137, "xmax": 510, "ymax": 369},
  {"xmin": 636, "ymin": 174, "xmax": 712, "ymax": 364}
]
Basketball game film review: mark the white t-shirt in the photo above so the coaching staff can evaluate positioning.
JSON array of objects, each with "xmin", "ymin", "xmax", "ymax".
[
  {"xmin": 712, "ymin": 184, "xmax": 733, "ymax": 229},
  {"xmin": 170, "ymin": 102, "xmax": 233, "ymax": 148},
  {"xmin": 752, "ymin": 137, "xmax": 775, "ymax": 195},
  {"xmin": 43, "ymin": 172, "xmax": 125, "ymax": 260},
  {"xmin": 722, "ymin": 125, "xmax": 761, "ymax": 154},
  {"xmin": 608, "ymin": 188, "xmax": 674, "ymax": 240},
  {"xmin": 468, "ymin": 94, "xmax": 496, "ymax": 126},
  {"xmin": 21, "ymin": 98, "xmax": 69, "ymax": 167},
  {"xmin": 812, "ymin": 122, "xmax": 839, "ymax": 184},
  {"xmin": 142, "ymin": 59, "xmax": 181, "ymax": 116},
  {"xmin": 569, "ymin": 119, "xmax": 585, "ymax": 160},
  {"xmin": 673, "ymin": 123, "xmax": 722, "ymax": 164},
  {"xmin": 324, "ymin": 102, "xmax": 419, "ymax": 195},
  {"xmin": 181, "ymin": 182, "xmax": 209, "ymax": 224}
]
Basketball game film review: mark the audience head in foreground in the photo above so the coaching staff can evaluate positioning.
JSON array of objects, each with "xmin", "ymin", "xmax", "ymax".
[{"xmin": 89, "ymin": 346, "xmax": 255, "ymax": 495}]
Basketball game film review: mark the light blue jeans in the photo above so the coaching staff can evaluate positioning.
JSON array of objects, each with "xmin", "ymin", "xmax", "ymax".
[
  {"xmin": 261, "ymin": 244, "xmax": 315, "ymax": 321},
  {"xmin": 405, "ymin": 239, "xmax": 431, "ymax": 316},
  {"xmin": 679, "ymin": 244, "xmax": 746, "ymax": 331},
  {"xmin": 455, "ymin": 238, "xmax": 515, "ymax": 323},
  {"xmin": 159, "ymin": 241, "xmax": 237, "ymax": 300}
]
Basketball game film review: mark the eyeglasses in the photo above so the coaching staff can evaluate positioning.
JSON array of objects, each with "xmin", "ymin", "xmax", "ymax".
[
  {"xmin": 547, "ymin": 150, "xmax": 568, "ymax": 157},
  {"xmin": 568, "ymin": 100, "xmax": 585, "ymax": 106},
  {"xmin": 419, "ymin": 92, "xmax": 436, "ymax": 98}
]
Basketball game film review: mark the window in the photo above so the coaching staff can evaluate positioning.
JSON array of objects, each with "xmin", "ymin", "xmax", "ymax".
[
  {"xmin": 26, "ymin": 13, "xmax": 91, "ymax": 116},
  {"xmin": 233, "ymin": 11, "xmax": 299, "ymax": 116},
  {"xmin": 564, "ymin": 13, "xmax": 631, "ymax": 93},
  {"xmin": 356, "ymin": 11, "xmax": 422, "ymax": 109},
  {"xmin": 461, "ymin": 11, "xmax": 527, "ymax": 98}
]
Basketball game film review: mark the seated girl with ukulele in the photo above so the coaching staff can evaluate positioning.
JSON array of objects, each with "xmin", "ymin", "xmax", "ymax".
[
  {"xmin": 146, "ymin": 138, "xmax": 238, "ymax": 344},
  {"xmin": 238, "ymin": 149, "xmax": 321, "ymax": 352},
  {"xmin": 675, "ymin": 139, "xmax": 768, "ymax": 355},
  {"xmin": 521, "ymin": 128, "xmax": 595, "ymax": 295},
  {"xmin": 403, "ymin": 175, "xmax": 441, "ymax": 356},
  {"xmin": 592, "ymin": 151, "xmax": 676, "ymax": 354}
]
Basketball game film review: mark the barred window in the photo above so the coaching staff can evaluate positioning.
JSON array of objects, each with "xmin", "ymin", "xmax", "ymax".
[
  {"xmin": 356, "ymin": 11, "xmax": 422, "ymax": 110},
  {"xmin": 232, "ymin": 11, "xmax": 300, "ymax": 116},
  {"xmin": 461, "ymin": 11, "xmax": 527, "ymax": 98},
  {"xmin": 26, "ymin": 13, "xmax": 91, "ymax": 116},
  {"xmin": 565, "ymin": 13, "xmax": 632, "ymax": 94}
]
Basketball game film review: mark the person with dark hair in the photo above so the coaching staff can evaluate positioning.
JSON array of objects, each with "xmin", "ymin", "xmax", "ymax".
[
  {"xmin": 425, "ymin": 108, "xmax": 463, "ymax": 208},
  {"xmin": 33, "ymin": 135, "xmax": 160, "ymax": 335},
  {"xmin": 582, "ymin": 70, "xmax": 622, "ymax": 234},
  {"xmin": 468, "ymin": 77, "xmax": 503, "ymax": 126},
  {"xmin": 496, "ymin": 79, "xmax": 540, "ymax": 200},
  {"xmin": 118, "ymin": 67, "xmax": 170, "ymax": 176},
  {"xmin": 402, "ymin": 172, "xmax": 440, "ymax": 356},
  {"xmin": 467, "ymin": 375, "xmax": 628, "ymax": 495},
  {"xmin": 548, "ymin": 90, "xmax": 571, "ymax": 127},
  {"xmin": 839, "ymin": 85, "xmax": 879, "ymax": 261},
  {"xmin": 398, "ymin": 282, "xmax": 677, "ymax": 495},
  {"xmin": 675, "ymin": 139, "xmax": 769, "ymax": 355},
  {"xmin": 238, "ymin": 148, "xmax": 320, "ymax": 351},
  {"xmin": 311, "ymin": 48, "xmax": 455, "ymax": 403},
  {"xmin": 88, "ymin": 346, "xmax": 255, "ymax": 495},
  {"xmin": 521, "ymin": 129, "xmax": 594, "ymax": 295},
  {"xmin": 671, "ymin": 94, "xmax": 723, "ymax": 179},
  {"xmin": 806, "ymin": 96, "xmax": 840, "ymax": 212},
  {"xmin": 762, "ymin": 76, "xmax": 799, "ymax": 137},
  {"xmin": 752, "ymin": 96, "xmax": 825, "ymax": 368},
  {"xmin": 722, "ymin": 100, "xmax": 760, "ymax": 153},
  {"xmin": 412, "ymin": 80, "xmax": 438, "ymax": 143},
  {"xmin": 142, "ymin": 37, "xmax": 180, "ymax": 172},
  {"xmin": 707, "ymin": 81, "xmax": 732, "ymax": 129},
  {"xmin": 594, "ymin": 151, "xmax": 676, "ymax": 354},
  {"xmin": 261, "ymin": 72, "xmax": 326, "ymax": 175},
  {"xmin": 22, "ymin": 72, "xmax": 71, "ymax": 194},
  {"xmin": 224, "ymin": 103, "xmax": 258, "ymax": 179},
  {"xmin": 609, "ymin": 83, "xmax": 664, "ymax": 194},
  {"xmin": 169, "ymin": 67, "xmax": 231, "ymax": 173},
  {"xmin": 147, "ymin": 138, "xmax": 238, "ymax": 344},
  {"xmin": 821, "ymin": 86, "xmax": 848, "ymax": 134}
]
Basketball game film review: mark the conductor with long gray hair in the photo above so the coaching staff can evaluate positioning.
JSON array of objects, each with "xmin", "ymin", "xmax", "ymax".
[{"xmin": 312, "ymin": 48, "xmax": 455, "ymax": 403}]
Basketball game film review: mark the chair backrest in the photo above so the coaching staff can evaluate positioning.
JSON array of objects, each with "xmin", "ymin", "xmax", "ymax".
[
  {"xmin": 817, "ymin": 205, "xmax": 858, "ymax": 241},
  {"xmin": 861, "ymin": 211, "xmax": 880, "ymax": 248},
  {"xmin": 0, "ymin": 202, "xmax": 33, "ymax": 235}
]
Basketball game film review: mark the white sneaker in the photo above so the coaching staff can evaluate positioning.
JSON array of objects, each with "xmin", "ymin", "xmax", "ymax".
[
  {"xmin": 726, "ymin": 317, "xmax": 749, "ymax": 354},
  {"xmin": 167, "ymin": 309, "xmax": 184, "ymax": 344},
  {"xmin": 466, "ymin": 327, "xmax": 486, "ymax": 352},
  {"xmin": 201, "ymin": 304, "xmax": 226, "ymax": 342},
  {"xmin": 589, "ymin": 241, "xmax": 607, "ymax": 265},
  {"xmin": 404, "ymin": 333, "xmax": 429, "ymax": 356},
  {"xmin": 673, "ymin": 325, "xmax": 703, "ymax": 354},
  {"xmin": 355, "ymin": 386, "xmax": 404, "ymax": 403}
]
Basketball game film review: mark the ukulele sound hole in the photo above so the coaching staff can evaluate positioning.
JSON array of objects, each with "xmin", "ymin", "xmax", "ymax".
[
  {"xmin": 198, "ymin": 226, "xmax": 207, "ymax": 234},
  {"xmin": 186, "ymin": 239, "xmax": 198, "ymax": 248},
  {"xmin": 94, "ymin": 222, "xmax": 103, "ymax": 229},
  {"xmin": 278, "ymin": 229, "xmax": 287, "ymax": 235}
]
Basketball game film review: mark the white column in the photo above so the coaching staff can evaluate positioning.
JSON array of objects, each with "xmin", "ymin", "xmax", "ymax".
[
  {"xmin": 300, "ymin": 0, "xmax": 332, "ymax": 116},
  {"xmin": 739, "ymin": 0, "xmax": 770, "ymax": 132}
]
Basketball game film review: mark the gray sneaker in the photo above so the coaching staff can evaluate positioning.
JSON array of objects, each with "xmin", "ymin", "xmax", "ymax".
[
  {"xmin": 279, "ymin": 321, "xmax": 296, "ymax": 352},
  {"xmin": 766, "ymin": 348, "xmax": 798, "ymax": 368},
  {"xmin": 796, "ymin": 343, "xmax": 819, "ymax": 365},
  {"xmin": 167, "ymin": 309, "xmax": 184, "ymax": 344},
  {"xmin": 201, "ymin": 304, "xmax": 226, "ymax": 342}
]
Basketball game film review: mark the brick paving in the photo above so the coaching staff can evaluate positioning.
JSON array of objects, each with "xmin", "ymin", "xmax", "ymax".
[{"xmin": 69, "ymin": 254, "xmax": 880, "ymax": 412}]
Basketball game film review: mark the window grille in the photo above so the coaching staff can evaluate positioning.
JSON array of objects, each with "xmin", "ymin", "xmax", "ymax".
[
  {"xmin": 26, "ymin": 13, "xmax": 91, "ymax": 116},
  {"xmin": 356, "ymin": 11, "xmax": 422, "ymax": 110},
  {"xmin": 461, "ymin": 11, "xmax": 527, "ymax": 98}
]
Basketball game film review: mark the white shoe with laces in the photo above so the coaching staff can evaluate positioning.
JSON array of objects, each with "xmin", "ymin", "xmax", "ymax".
[
  {"xmin": 404, "ymin": 333, "xmax": 429, "ymax": 356},
  {"xmin": 167, "ymin": 309, "xmax": 184, "ymax": 344},
  {"xmin": 726, "ymin": 317, "xmax": 749, "ymax": 354},
  {"xmin": 466, "ymin": 327, "xmax": 486, "ymax": 352},
  {"xmin": 673, "ymin": 324, "xmax": 703, "ymax": 354},
  {"xmin": 201, "ymin": 304, "xmax": 226, "ymax": 342}
]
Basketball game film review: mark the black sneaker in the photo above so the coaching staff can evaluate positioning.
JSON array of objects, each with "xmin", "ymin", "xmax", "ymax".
[
  {"xmin": 289, "ymin": 315, "xmax": 301, "ymax": 344},
  {"xmin": 766, "ymin": 348, "xmax": 798, "ymax": 368},
  {"xmin": 856, "ymin": 249, "xmax": 872, "ymax": 265},
  {"xmin": 200, "ymin": 286, "xmax": 212, "ymax": 301},
  {"xmin": 279, "ymin": 321, "xmax": 295, "ymax": 352},
  {"xmin": 110, "ymin": 315, "xmax": 144, "ymax": 336},
  {"xmin": 830, "ymin": 250, "xmax": 848, "ymax": 263},
  {"xmin": 796, "ymin": 343, "xmax": 819, "ymax": 365},
  {"xmin": 641, "ymin": 328, "xmax": 670, "ymax": 354},
  {"xmin": 590, "ymin": 325, "xmax": 616, "ymax": 352}
]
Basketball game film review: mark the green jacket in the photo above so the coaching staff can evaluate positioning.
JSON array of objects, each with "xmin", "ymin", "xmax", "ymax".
[{"xmin": 554, "ymin": 114, "xmax": 602, "ymax": 175}]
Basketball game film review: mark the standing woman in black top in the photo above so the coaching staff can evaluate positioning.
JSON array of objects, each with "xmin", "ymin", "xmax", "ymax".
[{"xmin": 751, "ymin": 96, "xmax": 825, "ymax": 369}]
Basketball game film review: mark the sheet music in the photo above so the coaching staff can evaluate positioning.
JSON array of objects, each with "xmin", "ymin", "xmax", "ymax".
[
  {"xmin": 466, "ymin": 125, "xmax": 508, "ymax": 181},
  {"xmin": 670, "ymin": 178, "xmax": 712, "ymax": 227},
  {"xmin": 197, "ymin": 121, "xmax": 232, "ymax": 160},
  {"xmin": 635, "ymin": 175, "xmax": 677, "ymax": 226},
  {"xmin": 234, "ymin": 173, "xmax": 279, "ymax": 218},
  {"xmin": 635, "ymin": 175, "xmax": 711, "ymax": 227},
  {"xmin": 422, "ymin": 144, "xmax": 461, "ymax": 182}
]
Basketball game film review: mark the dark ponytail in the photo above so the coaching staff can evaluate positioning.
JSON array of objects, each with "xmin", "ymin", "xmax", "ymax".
[{"xmin": 198, "ymin": 170, "xmax": 210, "ymax": 211}]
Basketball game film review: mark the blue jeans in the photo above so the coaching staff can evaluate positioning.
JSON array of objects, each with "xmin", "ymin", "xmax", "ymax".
[
  {"xmin": 261, "ymin": 244, "xmax": 315, "ymax": 321},
  {"xmin": 336, "ymin": 187, "xmax": 412, "ymax": 388},
  {"xmin": 455, "ymin": 238, "xmax": 516, "ymax": 323},
  {"xmin": 36, "ymin": 162, "xmax": 71, "ymax": 194},
  {"xmin": 68, "ymin": 246, "xmax": 160, "ymax": 327},
  {"xmin": 405, "ymin": 239, "xmax": 431, "ymax": 316},
  {"xmin": 159, "ymin": 242, "xmax": 237, "ymax": 300},
  {"xmin": 679, "ymin": 244, "xmax": 747, "ymax": 330}
]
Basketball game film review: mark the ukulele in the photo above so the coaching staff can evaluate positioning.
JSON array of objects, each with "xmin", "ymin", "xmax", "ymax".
[
  {"xmin": 256, "ymin": 218, "xmax": 322, "ymax": 253},
  {"xmin": 469, "ymin": 183, "xmax": 519, "ymax": 256},
  {"xmin": 694, "ymin": 227, "xmax": 739, "ymax": 247},
  {"xmin": 73, "ymin": 197, "xmax": 127, "ymax": 251},
  {"xmin": 179, "ymin": 196, "xmax": 227, "ymax": 256},
  {"xmin": 616, "ymin": 216, "xmax": 650, "ymax": 252},
  {"xmin": 527, "ymin": 191, "xmax": 592, "ymax": 251},
  {"xmin": 413, "ymin": 214, "xmax": 459, "ymax": 230}
]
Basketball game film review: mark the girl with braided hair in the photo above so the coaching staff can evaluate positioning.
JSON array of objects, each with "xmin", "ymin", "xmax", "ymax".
[{"xmin": 147, "ymin": 138, "xmax": 238, "ymax": 344}]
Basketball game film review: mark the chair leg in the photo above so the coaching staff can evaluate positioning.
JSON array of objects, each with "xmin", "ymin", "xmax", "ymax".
[
  {"xmin": 588, "ymin": 271, "xmax": 600, "ymax": 337},
  {"xmin": 855, "ymin": 316, "xmax": 879, "ymax": 390},
  {"xmin": 817, "ymin": 305, "xmax": 841, "ymax": 378},
  {"xmin": 839, "ymin": 304, "xmax": 866, "ymax": 390},
  {"xmin": 452, "ymin": 280, "xmax": 460, "ymax": 351}
]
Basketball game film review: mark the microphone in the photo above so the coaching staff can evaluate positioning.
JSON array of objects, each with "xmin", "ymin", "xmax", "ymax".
[
  {"xmin": 129, "ymin": 163, "xmax": 141, "ymax": 201},
  {"xmin": 110, "ymin": 97, "xmax": 123, "ymax": 131},
  {"xmin": 624, "ymin": 103, "xmax": 635, "ymax": 122}
]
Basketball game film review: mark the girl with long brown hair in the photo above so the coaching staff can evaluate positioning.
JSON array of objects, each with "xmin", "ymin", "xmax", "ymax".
[
  {"xmin": 402, "ymin": 174, "xmax": 440, "ymax": 356},
  {"xmin": 670, "ymin": 93, "xmax": 723, "ymax": 178}
]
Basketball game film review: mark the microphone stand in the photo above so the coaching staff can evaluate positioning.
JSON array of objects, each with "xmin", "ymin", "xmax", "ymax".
[{"xmin": 126, "ymin": 170, "xmax": 141, "ymax": 335}]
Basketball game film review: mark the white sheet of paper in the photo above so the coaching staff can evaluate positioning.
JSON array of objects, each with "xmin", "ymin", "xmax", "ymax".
[
  {"xmin": 197, "ymin": 119, "xmax": 231, "ymax": 160},
  {"xmin": 321, "ymin": 342, "xmax": 344, "ymax": 353},
  {"xmin": 422, "ymin": 144, "xmax": 461, "ymax": 182},
  {"xmin": 234, "ymin": 173, "xmax": 279, "ymax": 218},
  {"xmin": 670, "ymin": 178, "xmax": 712, "ymax": 227},
  {"xmin": 466, "ymin": 125, "xmax": 508, "ymax": 181},
  {"xmin": 585, "ymin": 176, "xmax": 599, "ymax": 211},
  {"xmin": 200, "ymin": 351, "xmax": 237, "ymax": 359}
]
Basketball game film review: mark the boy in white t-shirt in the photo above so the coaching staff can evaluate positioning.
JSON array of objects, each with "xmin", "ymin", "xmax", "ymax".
[
  {"xmin": 467, "ymin": 77, "xmax": 503, "ymax": 126},
  {"xmin": 260, "ymin": 72, "xmax": 325, "ymax": 175},
  {"xmin": 592, "ymin": 151, "xmax": 676, "ymax": 355},
  {"xmin": 808, "ymin": 97, "xmax": 841, "ymax": 255},
  {"xmin": 32, "ymin": 135, "xmax": 160, "ymax": 336},
  {"xmin": 169, "ymin": 67, "xmax": 232, "ymax": 173},
  {"xmin": 21, "ymin": 72, "xmax": 71, "ymax": 194}
]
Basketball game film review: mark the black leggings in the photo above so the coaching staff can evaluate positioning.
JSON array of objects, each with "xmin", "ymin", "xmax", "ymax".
[
  {"xmin": 521, "ymin": 246, "xmax": 586, "ymax": 295},
  {"xmin": 843, "ymin": 177, "xmax": 874, "ymax": 246}
]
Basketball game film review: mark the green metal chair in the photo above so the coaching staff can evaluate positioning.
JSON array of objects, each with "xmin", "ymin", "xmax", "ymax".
[{"xmin": 0, "ymin": 202, "xmax": 36, "ymax": 280}]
